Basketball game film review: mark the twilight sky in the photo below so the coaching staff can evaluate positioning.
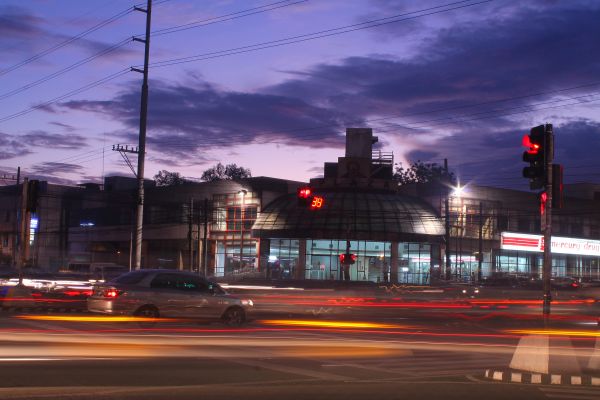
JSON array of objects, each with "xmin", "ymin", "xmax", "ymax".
[{"xmin": 1, "ymin": 0, "xmax": 599, "ymax": 190}]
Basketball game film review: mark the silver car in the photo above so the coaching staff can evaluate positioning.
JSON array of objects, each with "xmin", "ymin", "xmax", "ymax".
[{"xmin": 87, "ymin": 269, "xmax": 253, "ymax": 326}]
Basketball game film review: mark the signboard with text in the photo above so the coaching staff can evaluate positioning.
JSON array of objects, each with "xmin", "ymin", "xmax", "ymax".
[{"xmin": 501, "ymin": 232, "xmax": 600, "ymax": 257}]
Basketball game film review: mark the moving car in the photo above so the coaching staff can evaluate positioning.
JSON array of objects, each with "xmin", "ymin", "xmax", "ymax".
[{"xmin": 87, "ymin": 269, "xmax": 253, "ymax": 326}]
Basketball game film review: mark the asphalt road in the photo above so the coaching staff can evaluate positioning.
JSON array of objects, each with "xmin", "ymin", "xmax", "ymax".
[{"xmin": 1, "ymin": 285, "xmax": 600, "ymax": 400}]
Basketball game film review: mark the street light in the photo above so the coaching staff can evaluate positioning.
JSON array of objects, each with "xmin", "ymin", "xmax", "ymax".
[
  {"xmin": 238, "ymin": 189, "xmax": 247, "ymax": 271},
  {"xmin": 447, "ymin": 182, "xmax": 467, "ymax": 281}
]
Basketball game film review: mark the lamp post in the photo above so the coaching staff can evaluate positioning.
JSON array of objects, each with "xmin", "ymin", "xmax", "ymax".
[
  {"xmin": 238, "ymin": 189, "xmax": 247, "ymax": 271},
  {"xmin": 448, "ymin": 183, "xmax": 464, "ymax": 281}
]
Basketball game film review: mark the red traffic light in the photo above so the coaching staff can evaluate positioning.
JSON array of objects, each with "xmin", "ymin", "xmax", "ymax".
[
  {"xmin": 522, "ymin": 134, "xmax": 540, "ymax": 155},
  {"xmin": 297, "ymin": 187, "xmax": 312, "ymax": 198},
  {"xmin": 540, "ymin": 191, "xmax": 547, "ymax": 216},
  {"xmin": 339, "ymin": 253, "xmax": 356, "ymax": 265}
]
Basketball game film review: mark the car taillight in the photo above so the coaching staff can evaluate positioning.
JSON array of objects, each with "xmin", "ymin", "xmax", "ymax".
[
  {"xmin": 103, "ymin": 289, "xmax": 121, "ymax": 298},
  {"xmin": 571, "ymin": 282, "xmax": 579, "ymax": 288}
]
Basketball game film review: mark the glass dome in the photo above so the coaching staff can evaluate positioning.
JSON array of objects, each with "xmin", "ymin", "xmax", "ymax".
[{"xmin": 252, "ymin": 191, "xmax": 445, "ymax": 242}]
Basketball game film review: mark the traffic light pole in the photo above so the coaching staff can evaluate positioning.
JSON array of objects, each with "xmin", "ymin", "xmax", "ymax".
[{"xmin": 542, "ymin": 125, "xmax": 554, "ymax": 318}]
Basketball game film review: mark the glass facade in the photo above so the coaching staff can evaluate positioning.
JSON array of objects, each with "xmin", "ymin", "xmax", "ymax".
[
  {"xmin": 212, "ymin": 191, "xmax": 258, "ymax": 277},
  {"xmin": 399, "ymin": 243, "xmax": 431, "ymax": 285},
  {"xmin": 268, "ymin": 238, "xmax": 433, "ymax": 284}
]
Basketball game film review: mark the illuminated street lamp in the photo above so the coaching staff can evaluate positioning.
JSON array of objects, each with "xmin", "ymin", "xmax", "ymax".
[
  {"xmin": 452, "ymin": 183, "xmax": 464, "ymax": 198},
  {"xmin": 238, "ymin": 189, "xmax": 247, "ymax": 269}
]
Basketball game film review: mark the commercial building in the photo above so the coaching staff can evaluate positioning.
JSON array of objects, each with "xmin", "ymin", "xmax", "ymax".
[{"xmin": 2, "ymin": 128, "xmax": 600, "ymax": 284}]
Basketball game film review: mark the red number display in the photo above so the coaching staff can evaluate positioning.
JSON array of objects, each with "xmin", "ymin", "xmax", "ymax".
[{"xmin": 310, "ymin": 196, "xmax": 324, "ymax": 209}]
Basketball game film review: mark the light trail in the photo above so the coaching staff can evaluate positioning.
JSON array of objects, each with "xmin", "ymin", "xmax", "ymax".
[
  {"xmin": 506, "ymin": 329, "xmax": 600, "ymax": 337},
  {"xmin": 259, "ymin": 319, "xmax": 412, "ymax": 329},
  {"xmin": 15, "ymin": 315, "xmax": 179, "ymax": 323}
]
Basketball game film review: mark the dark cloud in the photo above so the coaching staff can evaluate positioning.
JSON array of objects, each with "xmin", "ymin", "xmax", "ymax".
[
  {"xmin": 51, "ymin": 1, "xmax": 599, "ymax": 188},
  {"xmin": 268, "ymin": 1, "xmax": 600, "ymax": 119},
  {"xmin": 0, "ymin": 6, "xmax": 44, "ymax": 40},
  {"xmin": 49, "ymin": 121, "xmax": 75, "ymax": 131},
  {"xmin": 21, "ymin": 131, "xmax": 87, "ymax": 150},
  {"xmin": 59, "ymin": 79, "xmax": 359, "ymax": 161},
  {"xmin": 405, "ymin": 119, "xmax": 600, "ymax": 189},
  {"xmin": 0, "ymin": 6, "xmax": 134, "ymax": 62},
  {"xmin": 0, "ymin": 133, "xmax": 32, "ymax": 160},
  {"xmin": 29, "ymin": 162, "xmax": 84, "ymax": 176}
]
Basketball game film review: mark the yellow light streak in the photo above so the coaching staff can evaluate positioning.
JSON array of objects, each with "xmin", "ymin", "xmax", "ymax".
[
  {"xmin": 16, "ymin": 315, "xmax": 179, "ymax": 323},
  {"xmin": 506, "ymin": 329, "xmax": 600, "ymax": 337},
  {"xmin": 259, "ymin": 319, "xmax": 407, "ymax": 329}
]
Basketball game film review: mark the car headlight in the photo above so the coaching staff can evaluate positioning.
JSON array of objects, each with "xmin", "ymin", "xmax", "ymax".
[
  {"xmin": 474, "ymin": 289, "xmax": 480, "ymax": 294},
  {"xmin": 462, "ymin": 289, "xmax": 467, "ymax": 294},
  {"xmin": 241, "ymin": 299, "xmax": 254, "ymax": 307}
]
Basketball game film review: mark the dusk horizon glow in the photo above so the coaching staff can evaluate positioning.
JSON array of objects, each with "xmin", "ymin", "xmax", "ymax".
[{"xmin": 1, "ymin": 0, "xmax": 599, "ymax": 189}]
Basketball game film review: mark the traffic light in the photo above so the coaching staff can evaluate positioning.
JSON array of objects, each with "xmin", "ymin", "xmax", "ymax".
[
  {"xmin": 297, "ymin": 187, "xmax": 325, "ymax": 210},
  {"xmin": 539, "ymin": 191, "xmax": 547, "ymax": 216},
  {"xmin": 522, "ymin": 125, "xmax": 548, "ymax": 190},
  {"xmin": 339, "ymin": 253, "xmax": 356, "ymax": 265},
  {"xmin": 297, "ymin": 187, "xmax": 312, "ymax": 206},
  {"xmin": 26, "ymin": 179, "xmax": 40, "ymax": 212},
  {"xmin": 552, "ymin": 164, "xmax": 563, "ymax": 209}
]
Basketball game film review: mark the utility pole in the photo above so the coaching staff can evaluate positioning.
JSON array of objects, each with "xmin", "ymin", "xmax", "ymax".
[{"xmin": 132, "ymin": 0, "xmax": 152, "ymax": 270}]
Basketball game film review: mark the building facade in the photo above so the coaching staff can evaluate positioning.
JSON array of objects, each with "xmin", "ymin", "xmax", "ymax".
[{"xmin": 2, "ymin": 128, "xmax": 600, "ymax": 284}]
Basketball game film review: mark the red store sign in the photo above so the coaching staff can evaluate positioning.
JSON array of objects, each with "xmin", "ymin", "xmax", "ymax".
[{"xmin": 500, "ymin": 232, "xmax": 600, "ymax": 257}]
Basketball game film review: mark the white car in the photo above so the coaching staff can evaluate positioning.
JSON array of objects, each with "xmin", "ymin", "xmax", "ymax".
[{"xmin": 87, "ymin": 269, "xmax": 253, "ymax": 326}]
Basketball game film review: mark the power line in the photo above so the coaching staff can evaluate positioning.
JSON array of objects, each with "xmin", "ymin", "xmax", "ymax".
[
  {"xmin": 0, "ymin": 6, "xmax": 134, "ymax": 78},
  {"xmin": 146, "ymin": 0, "xmax": 494, "ymax": 68},
  {"xmin": 0, "ymin": 68, "xmax": 130, "ymax": 124},
  {"xmin": 0, "ymin": 0, "xmax": 174, "ymax": 78},
  {"xmin": 148, "ymin": 0, "xmax": 306, "ymax": 38},
  {"xmin": 0, "ymin": 38, "xmax": 132, "ymax": 101},
  {"xmin": 0, "ymin": 0, "xmax": 304, "ymax": 102}
]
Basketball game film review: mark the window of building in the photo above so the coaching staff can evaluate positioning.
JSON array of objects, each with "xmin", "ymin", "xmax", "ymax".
[
  {"xmin": 497, "ymin": 215, "xmax": 508, "ymax": 232},
  {"xmin": 517, "ymin": 218, "xmax": 530, "ymax": 232}
]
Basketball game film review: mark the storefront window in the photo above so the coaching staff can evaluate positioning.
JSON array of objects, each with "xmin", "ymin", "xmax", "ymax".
[
  {"xmin": 268, "ymin": 239, "xmax": 299, "ymax": 279},
  {"xmin": 399, "ymin": 243, "xmax": 431, "ymax": 285},
  {"xmin": 267, "ymin": 239, "xmax": 434, "ymax": 284}
]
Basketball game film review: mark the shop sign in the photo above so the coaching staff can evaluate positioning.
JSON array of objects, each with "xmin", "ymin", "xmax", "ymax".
[{"xmin": 501, "ymin": 232, "xmax": 600, "ymax": 257}]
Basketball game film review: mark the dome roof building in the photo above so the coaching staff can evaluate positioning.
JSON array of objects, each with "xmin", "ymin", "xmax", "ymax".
[{"xmin": 252, "ymin": 128, "xmax": 445, "ymax": 284}]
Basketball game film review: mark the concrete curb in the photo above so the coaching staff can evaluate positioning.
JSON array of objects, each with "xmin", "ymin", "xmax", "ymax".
[{"xmin": 484, "ymin": 369, "xmax": 600, "ymax": 385}]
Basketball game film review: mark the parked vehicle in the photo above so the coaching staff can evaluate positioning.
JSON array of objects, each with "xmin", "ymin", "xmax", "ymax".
[
  {"xmin": 87, "ymin": 269, "xmax": 253, "ymax": 326},
  {"xmin": 65, "ymin": 262, "xmax": 129, "ymax": 282}
]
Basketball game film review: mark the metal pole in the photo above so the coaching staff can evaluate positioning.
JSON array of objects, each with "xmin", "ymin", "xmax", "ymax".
[
  {"xmin": 239, "ymin": 191, "xmax": 246, "ymax": 271},
  {"xmin": 133, "ymin": 0, "xmax": 152, "ymax": 270},
  {"xmin": 129, "ymin": 230, "xmax": 133, "ymax": 272},
  {"xmin": 12, "ymin": 167, "xmax": 20, "ymax": 268},
  {"xmin": 188, "ymin": 197, "xmax": 193, "ymax": 271},
  {"xmin": 203, "ymin": 198, "xmax": 209, "ymax": 277},
  {"xmin": 478, "ymin": 201, "xmax": 483, "ymax": 282},
  {"xmin": 543, "ymin": 124, "xmax": 554, "ymax": 318},
  {"xmin": 18, "ymin": 178, "xmax": 29, "ymax": 282},
  {"xmin": 444, "ymin": 159, "xmax": 451, "ymax": 280},
  {"xmin": 197, "ymin": 203, "xmax": 201, "ymax": 275}
]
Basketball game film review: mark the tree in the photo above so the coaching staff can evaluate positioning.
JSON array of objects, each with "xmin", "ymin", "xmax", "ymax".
[
  {"xmin": 200, "ymin": 163, "xmax": 251, "ymax": 182},
  {"xmin": 153, "ymin": 170, "xmax": 187, "ymax": 186},
  {"xmin": 393, "ymin": 161, "xmax": 456, "ymax": 185}
]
